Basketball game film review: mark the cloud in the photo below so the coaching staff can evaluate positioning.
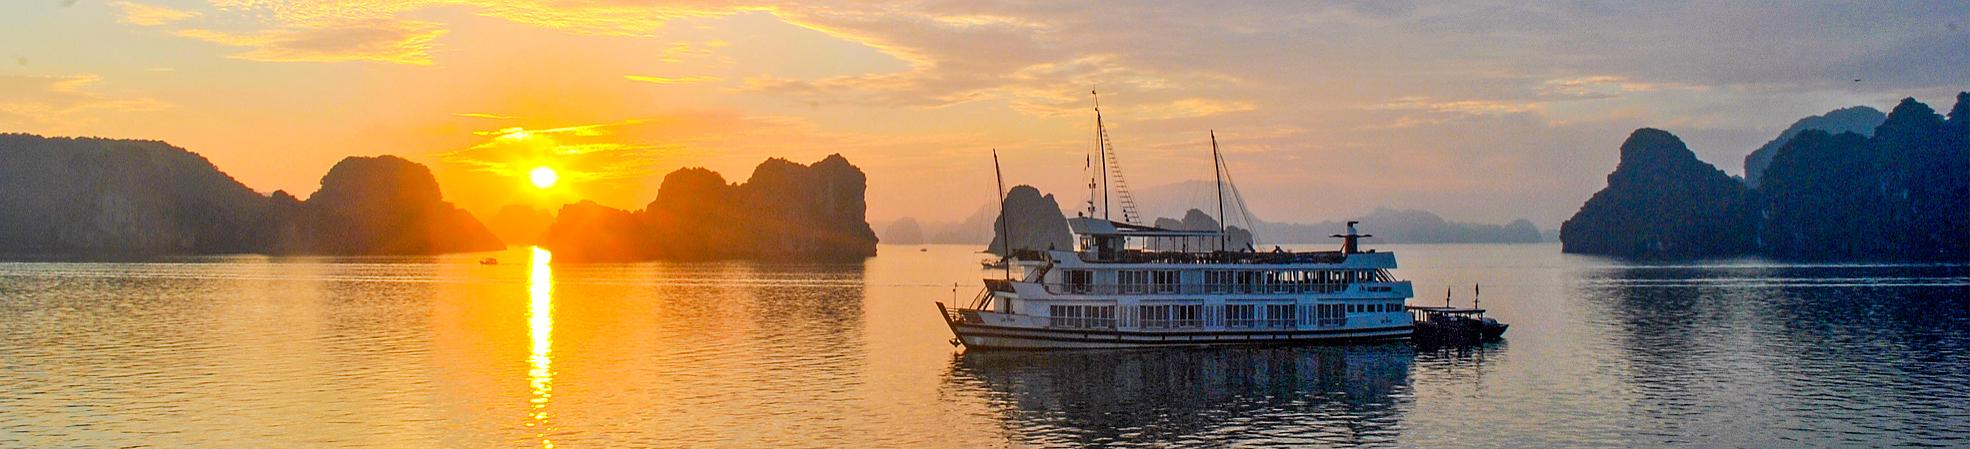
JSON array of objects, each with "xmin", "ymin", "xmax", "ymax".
[
  {"xmin": 0, "ymin": 74, "xmax": 170, "ymax": 130},
  {"xmin": 201, "ymin": 0, "xmax": 749, "ymax": 36},
  {"xmin": 441, "ymin": 120, "xmax": 671, "ymax": 184},
  {"xmin": 454, "ymin": 112, "xmax": 516, "ymax": 119},
  {"xmin": 114, "ymin": 1, "xmax": 199, "ymax": 26},
  {"xmin": 624, "ymin": 74, "xmax": 720, "ymax": 85},
  {"xmin": 1538, "ymin": 75, "xmax": 1699, "ymax": 100},
  {"xmin": 175, "ymin": 19, "xmax": 447, "ymax": 65}
]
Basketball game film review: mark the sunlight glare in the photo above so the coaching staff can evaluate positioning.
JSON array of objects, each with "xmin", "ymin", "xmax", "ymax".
[
  {"xmin": 529, "ymin": 166, "xmax": 559, "ymax": 189},
  {"xmin": 527, "ymin": 246, "xmax": 555, "ymax": 448}
]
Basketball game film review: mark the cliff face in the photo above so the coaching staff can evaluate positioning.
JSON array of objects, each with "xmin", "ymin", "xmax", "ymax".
[
  {"xmin": 1743, "ymin": 106, "xmax": 1885, "ymax": 188},
  {"xmin": 1757, "ymin": 95, "xmax": 1969, "ymax": 260},
  {"xmin": 1563, "ymin": 92, "xmax": 1969, "ymax": 261},
  {"xmin": 1755, "ymin": 130, "xmax": 1884, "ymax": 258},
  {"xmin": 986, "ymin": 185, "xmax": 1073, "ymax": 256},
  {"xmin": 0, "ymin": 134, "xmax": 270, "ymax": 255},
  {"xmin": 539, "ymin": 154, "xmax": 879, "ymax": 262},
  {"xmin": 716, "ymin": 154, "xmax": 878, "ymax": 259},
  {"xmin": 1561, "ymin": 128, "xmax": 1755, "ymax": 258},
  {"xmin": 0, "ymin": 136, "xmax": 503, "ymax": 257},
  {"xmin": 277, "ymin": 156, "xmax": 503, "ymax": 255}
]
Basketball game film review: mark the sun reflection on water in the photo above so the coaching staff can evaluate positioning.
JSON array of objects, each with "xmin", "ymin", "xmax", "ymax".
[{"xmin": 527, "ymin": 246, "xmax": 555, "ymax": 448}]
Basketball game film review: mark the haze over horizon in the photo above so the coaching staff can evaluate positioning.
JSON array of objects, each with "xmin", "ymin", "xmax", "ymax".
[{"xmin": 4, "ymin": 1, "xmax": 1966, "ymax": 227}]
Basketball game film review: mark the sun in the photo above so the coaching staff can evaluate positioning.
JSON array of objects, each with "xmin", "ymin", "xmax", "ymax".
[{"xmin": 528, "ymin": 166, "xmax": 558, "ymax": 189}]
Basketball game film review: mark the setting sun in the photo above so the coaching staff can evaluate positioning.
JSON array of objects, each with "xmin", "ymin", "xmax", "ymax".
[{"xmin": 529, "ymin": 166, "xmax": 558, "ymax": 189}]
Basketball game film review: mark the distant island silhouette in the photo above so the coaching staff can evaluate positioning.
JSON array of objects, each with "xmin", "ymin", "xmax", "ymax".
[
  {"xmin": 537, "ymin": 155, "xmax": 878, "ymax": 262},
  {"xmin": 1563, "ymin": 92, "xmax": 1968, "ymax": 260},
  {"xmin": 887, "ymin": 196, "xmax": 1543, "ymax": 248},
  {"xmin": 0, "ymin": 134, "xmax": 498, "ymax": 256},
  {"xmin": 985, "ymin": 185, "xmax": 1072, "ymax": 256}
]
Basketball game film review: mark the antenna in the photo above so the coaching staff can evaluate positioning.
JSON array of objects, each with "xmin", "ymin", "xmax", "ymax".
[{"xmin": 993, "ymin": 149, "xmax": 1012, "ymax": 280}]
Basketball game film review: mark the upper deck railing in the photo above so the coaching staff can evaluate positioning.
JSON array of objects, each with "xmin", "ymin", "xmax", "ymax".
[
  {"xmin": 1074, "ymin": 249, "xmax": 1351, "ymax": 265},
  {"xmin": 1038, "ymin": 281, "xmax": 1403, "ymax": 296}
]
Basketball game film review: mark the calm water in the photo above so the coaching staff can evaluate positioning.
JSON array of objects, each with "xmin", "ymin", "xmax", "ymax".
[{"xmin": 2, "ymin": 244, "xmax": 1966, "ymax": 448}]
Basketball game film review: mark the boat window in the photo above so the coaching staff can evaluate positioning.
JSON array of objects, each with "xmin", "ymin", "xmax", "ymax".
[
  {"xmin": 1049, "ymin": 305, "xmax": 1115, "ymax": 329},
  {"xmin": 1315, "ymin": 303, "xmax": 1345, "ymax": 326},
  {"xmin": 1264, "ymin": 304, "xmax": 1295, "ymax": 328},
  {"xmin": 1152, "ymin": 270, "xmax": 1180, "ymax": 294},
  {"xmin": 1205, "ymin": 271, "xmax": 1233, "ymax": 294},
  {"xmin": 1064, "ymin": 270, "xmax": 1093, "ymax": 294},
  {"xmin": 1139, "ymin": 305, "xmax": 1171, "ymax": 328},
  {"xmin": 1236, "ymin": 271, "xmax": 1261, "ymax": 294},
  {"xmin": 1119, "ymin": 270, "xmax": 1150, "ymax": 294},
  {"xmin": 1139, "ymin": 304, "xmax": 1202, "ymax": 329},
  {"xmin": 1225, "ymin": 304, "xmax": 1256, "ymax": 328},
  {"xmin": 1173, "ymin": 304, "xmax": 1201, "ymax": 328}
]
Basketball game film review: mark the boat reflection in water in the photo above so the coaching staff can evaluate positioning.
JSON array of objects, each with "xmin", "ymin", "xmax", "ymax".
[{"xmin": 946, "ymin": 343, "xmax": 1418, "ymax": 447}]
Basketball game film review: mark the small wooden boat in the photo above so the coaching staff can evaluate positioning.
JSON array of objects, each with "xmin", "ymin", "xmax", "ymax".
[
  {"xmin": 1407, "ymin": 306, "xmax": 1507, "ymax": 344},
  {"xmin": 479, "ymin": 257, "xmax": 499, "ymax": 265}
]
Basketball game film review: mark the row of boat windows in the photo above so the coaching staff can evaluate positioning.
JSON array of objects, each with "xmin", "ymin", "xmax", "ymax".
[
  {"xmin": 1071, "ymin": 269, "xmax": 1394, "ymax": 284},
  {"xmin": 1047, "ymin": 302, "xmax": 1404, "ymax": 329},
  {"xmin": 1059, "ymin": 269, "xmax": 1396, "ymax": 294}
]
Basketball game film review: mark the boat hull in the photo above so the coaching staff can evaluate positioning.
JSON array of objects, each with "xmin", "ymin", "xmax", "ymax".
[
  {"xmin": 944, "ymin": 315, "xmax": 1412, "ymax": 350},
  {"xmin": 952, "ymin": 324, "xmax": 1412, "ymax": 349}
]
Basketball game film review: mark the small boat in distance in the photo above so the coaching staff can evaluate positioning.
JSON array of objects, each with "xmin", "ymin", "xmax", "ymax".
[
  {"xmin": 479, "ymin": 257, "xmax": 499, "ymax": 265},
  {"xmin": 937, "ymin": 92, "xmax": 1420, "ymax": 349}
]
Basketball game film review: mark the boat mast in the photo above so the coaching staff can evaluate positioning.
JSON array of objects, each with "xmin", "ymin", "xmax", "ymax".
[
  {"xmin": 993, "ymin": 149, "xmax": 1012, "ymax": 280},
  {"xmin": 1212, "ymin": 130, "xmax": 1225, "ymax": 251},
  {"xmin": 1092, "ymin": 90, "xmax": 1143, "ymax": 224},
  {"xmin": 1094, "ymin": 90, "xmax": 1110, "ymax": 221}
]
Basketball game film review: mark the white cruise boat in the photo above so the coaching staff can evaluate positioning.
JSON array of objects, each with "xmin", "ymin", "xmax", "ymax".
[
  {"xmin": 937, "ymin": 219, "xmax": 1416, "ymax": 349},
  {"xmin": 937, "ymin": 92, "xmax": 1415, "ymax": 349}
]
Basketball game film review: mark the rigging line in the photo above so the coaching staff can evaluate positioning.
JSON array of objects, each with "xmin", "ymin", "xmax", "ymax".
[{"xmin": 1218, "ymin": 147, "xmax": 1261, "ymax": 247}]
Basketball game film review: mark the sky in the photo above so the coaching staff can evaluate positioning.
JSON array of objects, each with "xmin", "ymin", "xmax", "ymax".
[{"xmin": 3, "ymin": 1, "xmax": 1966, "ymax": 229}]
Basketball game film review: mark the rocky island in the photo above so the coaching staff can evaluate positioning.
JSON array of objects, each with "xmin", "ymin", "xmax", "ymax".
[
  {"xmin": 539, "ymin": 155, "xmax": 879, "ymax": 262},
  {"xmin": 1563, "ymin": 92, "xmax": 1969, "ymax": 261},
  {"xmin": 0, "ymin": 134, "xmax": 502, "ymax": 256}
]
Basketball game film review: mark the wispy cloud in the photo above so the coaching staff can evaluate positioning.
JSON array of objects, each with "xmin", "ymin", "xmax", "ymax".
[
  {"xmin": 113, "ymin": 1, "xmax": 198, "ymax": 26},
  {"xmin": 0, "ymin": 74, "xmax": 170, "ymax": 130},
  {"xmin": 625, "ymin": 74, "xmax": 720, "ymax": 85},
  {"xmin": 1538, "ymin": 75, "xmax": 1700, "ymax": 100},
  {"xmin": 454, "ymin": 112, "xmax": 516, "ymax": 120},
  {"xmin": 176, "ymin": 19, "xmax": 446, "ymax": 65}
]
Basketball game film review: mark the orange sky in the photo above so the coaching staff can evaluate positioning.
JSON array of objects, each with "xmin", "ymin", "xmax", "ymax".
[{"xmin": 3, "ymin": 1, "xmax": 1964, "ymax": 226}]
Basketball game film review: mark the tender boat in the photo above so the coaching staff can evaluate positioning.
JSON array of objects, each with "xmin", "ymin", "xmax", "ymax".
[
  {"xmin": 937, "ymin": 91, "xmax": 1418, "ymax": 349},
  {"xmin": 1408, "ymin": 306, "xmax": 1508, "ymax": 345}
]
